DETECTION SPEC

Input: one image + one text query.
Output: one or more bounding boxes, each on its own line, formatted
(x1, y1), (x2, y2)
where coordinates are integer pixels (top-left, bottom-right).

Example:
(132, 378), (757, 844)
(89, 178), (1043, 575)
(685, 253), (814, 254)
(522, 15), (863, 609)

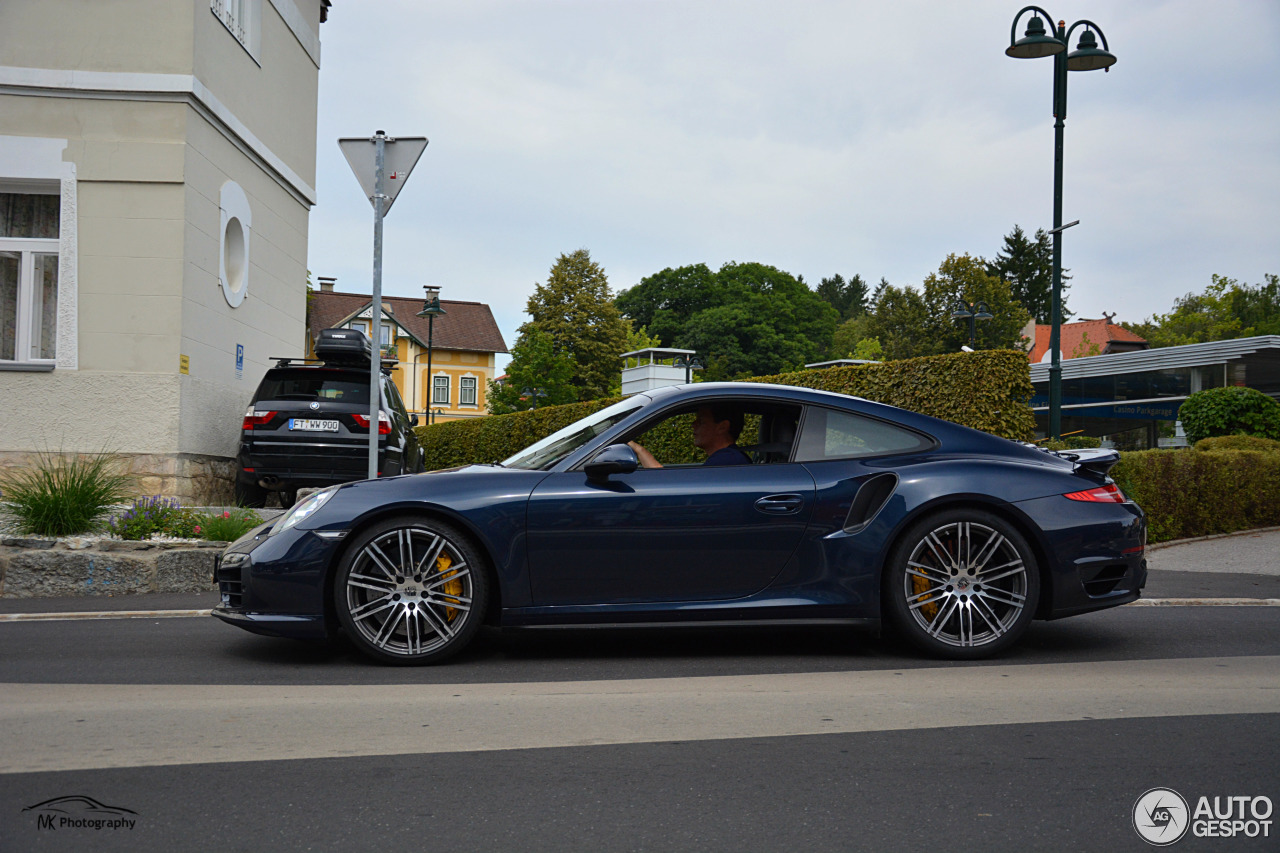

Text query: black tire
(333, 516), (488, 665)
(234, 479), (268, 509)
(277, 489), (298, 509)
(884, 509), (1040, 660)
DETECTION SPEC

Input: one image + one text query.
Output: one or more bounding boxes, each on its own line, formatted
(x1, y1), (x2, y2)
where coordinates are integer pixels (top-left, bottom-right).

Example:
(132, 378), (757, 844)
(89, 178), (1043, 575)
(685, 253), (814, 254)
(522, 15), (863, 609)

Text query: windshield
(502, 398), (643, 470)
(254, 369), (371, 406)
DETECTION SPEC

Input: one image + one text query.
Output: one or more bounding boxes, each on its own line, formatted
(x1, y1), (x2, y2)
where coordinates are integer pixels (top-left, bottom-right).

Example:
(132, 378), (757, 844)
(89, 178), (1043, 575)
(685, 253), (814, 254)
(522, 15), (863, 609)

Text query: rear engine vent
(1082, 563), (1131, 598)
(843, 473), (898, 533)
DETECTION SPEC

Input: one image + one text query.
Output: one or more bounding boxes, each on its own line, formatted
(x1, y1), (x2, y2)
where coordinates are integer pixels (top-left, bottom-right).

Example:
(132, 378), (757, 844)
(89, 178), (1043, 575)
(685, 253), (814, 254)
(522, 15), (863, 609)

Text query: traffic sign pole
(338, 131), (428, 480)
(367, 132), (387, 479)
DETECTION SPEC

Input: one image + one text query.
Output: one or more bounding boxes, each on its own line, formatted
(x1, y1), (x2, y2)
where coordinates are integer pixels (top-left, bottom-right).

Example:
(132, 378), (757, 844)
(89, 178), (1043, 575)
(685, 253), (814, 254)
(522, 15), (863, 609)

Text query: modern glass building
(1029, 336), (1280, 447)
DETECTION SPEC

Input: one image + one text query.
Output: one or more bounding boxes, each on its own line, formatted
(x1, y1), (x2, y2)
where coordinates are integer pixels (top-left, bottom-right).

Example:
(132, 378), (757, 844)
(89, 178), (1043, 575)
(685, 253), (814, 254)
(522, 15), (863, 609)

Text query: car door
(526, 460), (817, 606)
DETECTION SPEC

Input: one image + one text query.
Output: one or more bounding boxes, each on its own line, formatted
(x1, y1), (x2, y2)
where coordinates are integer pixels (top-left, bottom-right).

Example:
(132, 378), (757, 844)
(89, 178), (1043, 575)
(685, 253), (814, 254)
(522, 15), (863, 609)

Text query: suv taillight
(352, 412), (392, 435)
(1064, 483), (1126, 503)
(242, 408), (277, 429)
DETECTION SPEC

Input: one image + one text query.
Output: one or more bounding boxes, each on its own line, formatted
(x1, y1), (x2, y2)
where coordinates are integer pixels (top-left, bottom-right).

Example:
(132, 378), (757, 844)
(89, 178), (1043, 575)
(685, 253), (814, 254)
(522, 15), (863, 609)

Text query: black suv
(235, 329), (424, 507)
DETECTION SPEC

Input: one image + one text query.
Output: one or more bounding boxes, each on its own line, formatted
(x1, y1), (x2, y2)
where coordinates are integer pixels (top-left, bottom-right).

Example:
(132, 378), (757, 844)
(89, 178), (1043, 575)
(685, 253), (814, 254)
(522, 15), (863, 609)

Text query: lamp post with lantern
(1005, 6), (1115, 438)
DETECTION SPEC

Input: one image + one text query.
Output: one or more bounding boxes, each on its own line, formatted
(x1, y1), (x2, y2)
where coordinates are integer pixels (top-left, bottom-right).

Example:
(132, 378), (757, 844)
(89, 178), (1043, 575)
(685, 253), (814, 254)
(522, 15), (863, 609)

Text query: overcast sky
(307, 0), (1280, 361)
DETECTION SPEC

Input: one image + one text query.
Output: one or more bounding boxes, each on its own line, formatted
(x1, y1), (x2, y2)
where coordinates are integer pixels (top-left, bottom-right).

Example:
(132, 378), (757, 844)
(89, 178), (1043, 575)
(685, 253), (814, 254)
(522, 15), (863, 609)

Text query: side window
(795, 408), (932, 461)
(625, 401), (801, 467)
(382, 377), (408, 421)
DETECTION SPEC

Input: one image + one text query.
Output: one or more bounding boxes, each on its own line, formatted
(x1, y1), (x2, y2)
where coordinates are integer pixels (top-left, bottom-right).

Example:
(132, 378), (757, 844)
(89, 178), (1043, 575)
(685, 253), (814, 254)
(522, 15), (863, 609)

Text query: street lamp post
(417, 285), (446, 424)
(674, 355), (704, 384)
(951, 300), (994, 348)
(1006, 6), (1115, 439)
(521, 386), (547, 410)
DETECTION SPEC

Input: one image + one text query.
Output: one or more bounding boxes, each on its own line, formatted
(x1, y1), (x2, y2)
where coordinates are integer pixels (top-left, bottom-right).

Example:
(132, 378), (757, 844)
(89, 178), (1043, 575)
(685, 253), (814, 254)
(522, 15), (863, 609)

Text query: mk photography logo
(23, 796), (139, 832)
(1133, 788), (1190, 846)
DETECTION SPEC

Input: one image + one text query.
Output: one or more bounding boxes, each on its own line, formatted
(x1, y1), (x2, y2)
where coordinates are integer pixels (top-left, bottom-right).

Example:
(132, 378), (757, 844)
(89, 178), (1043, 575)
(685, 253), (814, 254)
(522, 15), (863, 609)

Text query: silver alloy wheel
(342, 525), (474, 658)
(902, 520), (1029, 648)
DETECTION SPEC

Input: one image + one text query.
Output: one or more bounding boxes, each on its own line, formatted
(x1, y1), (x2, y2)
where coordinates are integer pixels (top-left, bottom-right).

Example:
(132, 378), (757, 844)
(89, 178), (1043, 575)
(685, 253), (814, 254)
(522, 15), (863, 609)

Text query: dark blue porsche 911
(212, 382), (1146, 664)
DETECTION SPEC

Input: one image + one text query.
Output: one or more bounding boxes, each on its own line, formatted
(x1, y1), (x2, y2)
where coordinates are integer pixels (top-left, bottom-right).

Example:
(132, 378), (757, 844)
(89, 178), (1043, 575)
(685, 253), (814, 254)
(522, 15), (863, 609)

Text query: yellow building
(307, 285), (507, 422)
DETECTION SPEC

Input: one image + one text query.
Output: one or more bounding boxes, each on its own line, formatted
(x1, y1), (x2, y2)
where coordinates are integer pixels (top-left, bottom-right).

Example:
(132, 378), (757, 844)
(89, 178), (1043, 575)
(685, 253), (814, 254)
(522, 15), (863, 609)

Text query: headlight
(270, 486), (339, 535)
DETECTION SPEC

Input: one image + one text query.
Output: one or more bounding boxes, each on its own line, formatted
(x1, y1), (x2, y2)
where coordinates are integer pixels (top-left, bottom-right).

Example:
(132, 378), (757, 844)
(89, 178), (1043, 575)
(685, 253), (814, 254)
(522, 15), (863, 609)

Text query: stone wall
(0, 451), (235, 506)
(0, 539), (222, 598)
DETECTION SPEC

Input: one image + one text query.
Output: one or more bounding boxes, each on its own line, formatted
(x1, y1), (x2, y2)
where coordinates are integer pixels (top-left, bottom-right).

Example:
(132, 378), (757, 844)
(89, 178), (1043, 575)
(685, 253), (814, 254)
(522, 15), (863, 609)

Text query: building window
(432, 375), (450, 405)
(1, 192), (59, 363)
(219, 182), (251, 308)
(211, 0), (262, 59)
(460, 376), (477, 406)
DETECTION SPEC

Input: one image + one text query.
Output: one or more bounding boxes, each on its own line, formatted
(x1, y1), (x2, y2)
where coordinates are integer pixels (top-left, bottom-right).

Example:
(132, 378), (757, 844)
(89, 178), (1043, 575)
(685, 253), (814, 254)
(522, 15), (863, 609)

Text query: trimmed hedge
(416, 349), (1034, 470)
(1112, 445), (1280, 543)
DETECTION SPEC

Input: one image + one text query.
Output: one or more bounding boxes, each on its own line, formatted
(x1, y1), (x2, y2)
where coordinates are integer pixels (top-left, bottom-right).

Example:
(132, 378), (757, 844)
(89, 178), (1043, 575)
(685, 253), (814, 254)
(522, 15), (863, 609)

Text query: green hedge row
(1112, 441), (1280, 543)
(415, 349), (1034, 470)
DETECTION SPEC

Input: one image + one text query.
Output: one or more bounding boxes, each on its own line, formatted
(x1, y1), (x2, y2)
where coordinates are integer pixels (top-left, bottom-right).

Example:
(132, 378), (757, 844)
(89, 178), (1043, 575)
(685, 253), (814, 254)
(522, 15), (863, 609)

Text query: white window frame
(459, 374), (478, 407)
(211, 0), (263, 62)
(1, 237), (59, 366)
(0, 138), (78, 372)
(432, 373), (451, 406)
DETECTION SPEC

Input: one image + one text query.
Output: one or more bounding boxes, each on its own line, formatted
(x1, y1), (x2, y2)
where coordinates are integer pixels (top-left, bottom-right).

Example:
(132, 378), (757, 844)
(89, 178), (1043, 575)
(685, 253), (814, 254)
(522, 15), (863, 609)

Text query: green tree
(486, 328), (577, 414)
(852, 336), (884, 360)
(863, 255), (1031, 360)
(832, 314), (875, 359)
(523, 249), (631, 401)
(814, 273), (869, 321)
(1123, 274), (1280, 347)
(616, 261), (838, 380)
(986, 225), (1070, 323)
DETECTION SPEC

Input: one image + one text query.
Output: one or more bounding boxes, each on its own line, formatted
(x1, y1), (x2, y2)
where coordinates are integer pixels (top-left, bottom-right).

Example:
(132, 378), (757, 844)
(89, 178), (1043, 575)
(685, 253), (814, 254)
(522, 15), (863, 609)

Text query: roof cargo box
(315, 328), (372, 365)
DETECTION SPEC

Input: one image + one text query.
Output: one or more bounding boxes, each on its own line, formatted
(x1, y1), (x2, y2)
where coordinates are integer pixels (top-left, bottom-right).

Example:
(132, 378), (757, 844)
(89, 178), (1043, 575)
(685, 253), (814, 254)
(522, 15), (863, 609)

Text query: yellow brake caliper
(435, 554), (462, 622)
(912, 567), (939, 622)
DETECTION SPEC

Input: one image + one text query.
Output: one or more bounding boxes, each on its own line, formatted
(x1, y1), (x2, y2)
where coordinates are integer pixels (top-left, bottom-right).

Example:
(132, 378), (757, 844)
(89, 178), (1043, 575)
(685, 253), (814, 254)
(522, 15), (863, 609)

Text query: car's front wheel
(884, 509), (1040, 659)
(333, 516), (488, 665)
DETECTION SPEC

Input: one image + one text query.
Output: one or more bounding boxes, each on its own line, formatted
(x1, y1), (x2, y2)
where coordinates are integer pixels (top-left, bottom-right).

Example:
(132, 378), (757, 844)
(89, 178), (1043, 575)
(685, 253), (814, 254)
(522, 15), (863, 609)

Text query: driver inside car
(628, 405), (751, 468)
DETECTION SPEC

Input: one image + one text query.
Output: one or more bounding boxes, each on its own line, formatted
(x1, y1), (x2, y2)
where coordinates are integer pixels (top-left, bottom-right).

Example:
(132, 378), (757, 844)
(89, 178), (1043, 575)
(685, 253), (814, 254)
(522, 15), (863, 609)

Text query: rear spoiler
(1056, 447), (1120, 476)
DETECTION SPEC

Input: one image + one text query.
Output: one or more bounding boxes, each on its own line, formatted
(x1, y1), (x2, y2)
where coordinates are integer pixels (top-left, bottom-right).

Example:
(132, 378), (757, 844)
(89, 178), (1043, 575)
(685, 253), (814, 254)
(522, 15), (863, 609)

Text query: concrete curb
(1147, 525), (1280, 552)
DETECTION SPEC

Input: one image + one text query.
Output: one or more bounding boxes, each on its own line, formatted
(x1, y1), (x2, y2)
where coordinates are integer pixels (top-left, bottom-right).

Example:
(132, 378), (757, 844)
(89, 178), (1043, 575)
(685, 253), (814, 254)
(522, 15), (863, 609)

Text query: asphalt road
(1, 534), (1277, 852)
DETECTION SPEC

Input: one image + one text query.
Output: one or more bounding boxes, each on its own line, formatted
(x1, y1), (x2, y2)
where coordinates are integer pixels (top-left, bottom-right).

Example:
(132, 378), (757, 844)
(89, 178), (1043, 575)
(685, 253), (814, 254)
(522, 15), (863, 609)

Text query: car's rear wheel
(333, 516), (488, 665)
(234, 479), (268, 509)
(884, 509), (1040, 659)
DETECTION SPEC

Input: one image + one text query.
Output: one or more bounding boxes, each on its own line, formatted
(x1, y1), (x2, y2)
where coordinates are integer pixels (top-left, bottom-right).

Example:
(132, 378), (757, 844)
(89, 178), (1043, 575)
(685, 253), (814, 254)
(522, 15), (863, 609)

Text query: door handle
(755, 494), (804, 514)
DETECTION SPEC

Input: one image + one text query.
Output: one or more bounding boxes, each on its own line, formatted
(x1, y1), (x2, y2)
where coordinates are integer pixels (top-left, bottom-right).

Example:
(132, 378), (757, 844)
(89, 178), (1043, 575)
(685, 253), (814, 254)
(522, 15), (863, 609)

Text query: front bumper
(211, 525), (338, 640)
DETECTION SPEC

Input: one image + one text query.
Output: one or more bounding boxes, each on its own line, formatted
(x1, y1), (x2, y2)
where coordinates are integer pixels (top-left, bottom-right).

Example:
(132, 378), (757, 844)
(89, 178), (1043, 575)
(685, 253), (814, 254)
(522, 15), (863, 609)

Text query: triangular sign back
(338, 135), (428, 215)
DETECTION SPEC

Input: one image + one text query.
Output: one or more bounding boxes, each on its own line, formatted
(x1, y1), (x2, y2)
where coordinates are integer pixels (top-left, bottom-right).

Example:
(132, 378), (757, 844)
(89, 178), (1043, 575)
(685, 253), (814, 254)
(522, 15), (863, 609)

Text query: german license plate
(289, 418), (339, 431)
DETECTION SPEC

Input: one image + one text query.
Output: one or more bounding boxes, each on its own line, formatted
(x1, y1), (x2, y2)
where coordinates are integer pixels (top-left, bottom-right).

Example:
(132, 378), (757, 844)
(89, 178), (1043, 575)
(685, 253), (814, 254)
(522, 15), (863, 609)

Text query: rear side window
(253, 370), (370, 405)
(795, 407), (932, 461)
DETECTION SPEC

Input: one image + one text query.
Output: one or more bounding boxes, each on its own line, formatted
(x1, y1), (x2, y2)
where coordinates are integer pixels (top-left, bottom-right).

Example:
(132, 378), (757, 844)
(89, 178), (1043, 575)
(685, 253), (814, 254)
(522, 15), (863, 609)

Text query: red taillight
(352, 412), (392, 435)
(242, 408), (277, 429)
(1064, 483), (1126, 503)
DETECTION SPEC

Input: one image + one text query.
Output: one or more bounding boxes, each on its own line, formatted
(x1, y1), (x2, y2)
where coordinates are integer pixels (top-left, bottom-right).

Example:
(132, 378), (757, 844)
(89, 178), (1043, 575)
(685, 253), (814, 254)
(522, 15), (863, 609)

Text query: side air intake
(843, 473), (898, 533)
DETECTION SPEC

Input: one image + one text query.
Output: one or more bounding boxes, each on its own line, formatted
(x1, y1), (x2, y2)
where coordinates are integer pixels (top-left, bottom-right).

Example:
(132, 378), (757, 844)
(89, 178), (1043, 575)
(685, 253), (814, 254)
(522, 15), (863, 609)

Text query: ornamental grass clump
(0, 450), (134, 537)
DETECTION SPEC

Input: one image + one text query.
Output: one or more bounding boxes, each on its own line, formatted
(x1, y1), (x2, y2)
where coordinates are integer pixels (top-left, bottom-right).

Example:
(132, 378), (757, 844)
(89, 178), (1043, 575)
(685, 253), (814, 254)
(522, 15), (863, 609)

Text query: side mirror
(584, 443), (639, 482)
(409, 413), (420, 427)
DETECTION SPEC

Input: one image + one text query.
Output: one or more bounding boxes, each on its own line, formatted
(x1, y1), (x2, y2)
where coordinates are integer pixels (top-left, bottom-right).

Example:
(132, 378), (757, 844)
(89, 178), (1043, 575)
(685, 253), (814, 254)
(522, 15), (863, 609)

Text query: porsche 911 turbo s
(212, 382), (1146, 664)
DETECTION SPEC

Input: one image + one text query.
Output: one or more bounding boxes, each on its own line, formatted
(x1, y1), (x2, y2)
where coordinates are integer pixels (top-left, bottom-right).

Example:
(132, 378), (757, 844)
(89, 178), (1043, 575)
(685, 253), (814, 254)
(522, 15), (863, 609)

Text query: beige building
(0, 0), (329, 501)
(307, 285), (508, 422)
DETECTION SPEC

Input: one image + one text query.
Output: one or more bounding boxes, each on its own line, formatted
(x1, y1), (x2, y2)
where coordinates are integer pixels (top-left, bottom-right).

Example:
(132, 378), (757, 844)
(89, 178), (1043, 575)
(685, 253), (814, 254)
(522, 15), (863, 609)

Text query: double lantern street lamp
(416, 285), (446, 424)
(1006, 7), (1115, 439)
(674, 354), (704, 384)
(951, 300), (994, 349)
